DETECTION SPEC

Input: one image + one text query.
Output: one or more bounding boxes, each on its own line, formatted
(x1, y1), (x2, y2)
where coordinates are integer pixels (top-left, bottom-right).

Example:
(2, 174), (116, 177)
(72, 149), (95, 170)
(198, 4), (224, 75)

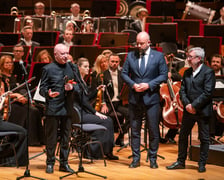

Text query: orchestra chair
(70, 106), (107, 166)
(0, 131), (18, 167)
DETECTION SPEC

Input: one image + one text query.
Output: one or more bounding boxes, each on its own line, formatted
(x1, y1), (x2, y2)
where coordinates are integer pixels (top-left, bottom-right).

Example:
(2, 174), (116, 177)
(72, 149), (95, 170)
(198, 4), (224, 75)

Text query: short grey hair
(188, 47), (205, 62)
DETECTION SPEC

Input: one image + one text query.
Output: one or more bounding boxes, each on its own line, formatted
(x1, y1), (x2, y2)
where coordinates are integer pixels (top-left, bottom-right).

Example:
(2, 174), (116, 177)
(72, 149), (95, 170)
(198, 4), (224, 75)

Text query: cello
(160, 55), (183, 129)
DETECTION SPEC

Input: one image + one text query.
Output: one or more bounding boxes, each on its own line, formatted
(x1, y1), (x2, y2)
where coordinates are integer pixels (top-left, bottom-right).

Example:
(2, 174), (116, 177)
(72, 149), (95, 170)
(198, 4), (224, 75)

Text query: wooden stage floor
(0, 125), (223, 180)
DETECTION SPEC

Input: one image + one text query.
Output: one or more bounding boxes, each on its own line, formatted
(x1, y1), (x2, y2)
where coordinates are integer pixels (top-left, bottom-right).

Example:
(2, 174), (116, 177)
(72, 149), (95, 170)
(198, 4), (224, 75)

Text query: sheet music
(215, 81), (224, 89)
(33, 80), (45, 102)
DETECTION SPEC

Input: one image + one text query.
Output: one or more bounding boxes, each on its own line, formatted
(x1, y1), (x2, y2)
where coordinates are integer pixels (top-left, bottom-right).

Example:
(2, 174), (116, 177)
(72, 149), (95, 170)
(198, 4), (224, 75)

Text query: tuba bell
(80, 13), (94, 33)
(11, 6), (19, 16)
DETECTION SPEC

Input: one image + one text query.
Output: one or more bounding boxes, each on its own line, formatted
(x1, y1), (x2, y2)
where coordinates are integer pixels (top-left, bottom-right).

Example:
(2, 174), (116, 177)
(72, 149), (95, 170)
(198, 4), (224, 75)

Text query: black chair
(0, 131), (18, 167)
(70, 106), (107, 166)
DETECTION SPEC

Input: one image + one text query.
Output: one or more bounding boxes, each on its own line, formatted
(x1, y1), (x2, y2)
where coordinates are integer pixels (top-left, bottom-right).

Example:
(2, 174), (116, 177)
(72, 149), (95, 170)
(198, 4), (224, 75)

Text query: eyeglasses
(187, 55), (198, 60)
(13, 50), (23, 53)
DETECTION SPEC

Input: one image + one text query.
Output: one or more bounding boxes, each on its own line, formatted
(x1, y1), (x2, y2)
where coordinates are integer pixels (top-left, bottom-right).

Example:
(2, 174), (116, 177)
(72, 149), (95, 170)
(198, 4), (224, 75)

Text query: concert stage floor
(0, 125), (223, 180)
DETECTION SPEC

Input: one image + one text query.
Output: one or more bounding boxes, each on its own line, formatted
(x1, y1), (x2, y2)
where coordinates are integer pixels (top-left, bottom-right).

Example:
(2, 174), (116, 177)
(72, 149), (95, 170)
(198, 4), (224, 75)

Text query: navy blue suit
(121, 48), (168, 162)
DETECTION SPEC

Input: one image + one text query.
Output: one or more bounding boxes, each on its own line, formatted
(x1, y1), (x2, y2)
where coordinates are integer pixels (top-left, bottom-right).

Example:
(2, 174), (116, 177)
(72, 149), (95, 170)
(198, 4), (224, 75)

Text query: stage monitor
(188, 36), (222, 61)
(32, 31), (59, 46)
(97, 32), (129, 47)
(203, 24), (224, 45)
(91, 0), (118, 17)
(149, 0), (177, 17)
(146, 23), (177, 46)
(73, 33), (97, 45)
(0, 33), (20, 45)
(69, 45), (99, 68)
(174, 19), (202, 47)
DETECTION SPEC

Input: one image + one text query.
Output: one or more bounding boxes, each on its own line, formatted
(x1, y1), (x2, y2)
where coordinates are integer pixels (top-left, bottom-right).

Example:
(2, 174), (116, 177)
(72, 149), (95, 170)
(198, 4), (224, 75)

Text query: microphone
(19, 60), (28, 76)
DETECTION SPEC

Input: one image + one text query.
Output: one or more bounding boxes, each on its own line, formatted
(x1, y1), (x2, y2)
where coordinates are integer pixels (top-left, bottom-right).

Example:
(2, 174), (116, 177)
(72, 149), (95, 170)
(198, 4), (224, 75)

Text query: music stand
(72, 33), (97, 45)
(91, 0), (118, 17)
(0, 33), (20, 45)
(203, 24), (224, 45)
(97, 32), (129, 47)
(188, 36), (222, 61)
(32, 31), (59, 46)
(0, 14), (18, 32)
(149, 0), (177, 17)
(145, 23), (177, 46)
(98, 18), (119, 32)
(174, 19), (202, 48)
(69, 45), (99, 68)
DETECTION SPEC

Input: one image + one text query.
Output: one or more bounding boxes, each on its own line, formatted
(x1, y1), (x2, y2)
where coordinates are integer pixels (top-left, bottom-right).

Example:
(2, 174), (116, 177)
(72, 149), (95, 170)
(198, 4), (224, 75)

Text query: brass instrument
(10, 6), (19, 16)
(80, 11), (94, 33)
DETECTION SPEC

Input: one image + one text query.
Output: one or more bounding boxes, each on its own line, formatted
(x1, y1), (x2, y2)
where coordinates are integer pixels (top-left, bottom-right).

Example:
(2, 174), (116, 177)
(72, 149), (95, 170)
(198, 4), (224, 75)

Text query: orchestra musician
(0, 55), (43, 146)
(73, 57), (119, 160)
(121, 31), (168, 169)
(167, 47), (216, 173)
(100, 53), (129, 147)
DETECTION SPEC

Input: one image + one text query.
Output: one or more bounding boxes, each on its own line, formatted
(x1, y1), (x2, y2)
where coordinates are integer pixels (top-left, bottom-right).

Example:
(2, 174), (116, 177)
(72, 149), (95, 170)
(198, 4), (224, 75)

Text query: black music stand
(0, 33), (20, 45)
(145, 16), (174, 23)
(203, 24), (224, 45)
(16, 63), (45, 180)
(0, 14), (18, 32)
(97, 32), (129, 47)
(72, 33), (97, 45)
(146, 23), (177, 46)
(91, 0), (118, 17)
(69, 45), (99, 68)
(174, 19), (202, 48)
(188, 36), (222, 61)
(32, 31), (59, 46)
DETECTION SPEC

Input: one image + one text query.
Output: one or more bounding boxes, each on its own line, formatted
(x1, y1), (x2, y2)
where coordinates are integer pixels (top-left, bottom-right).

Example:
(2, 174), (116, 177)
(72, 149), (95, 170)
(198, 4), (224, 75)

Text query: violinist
(73, 57), (119, 160)
(0, 76), (28, 166)
(0, 55), (43, 146)
(100, 53), (129, 147)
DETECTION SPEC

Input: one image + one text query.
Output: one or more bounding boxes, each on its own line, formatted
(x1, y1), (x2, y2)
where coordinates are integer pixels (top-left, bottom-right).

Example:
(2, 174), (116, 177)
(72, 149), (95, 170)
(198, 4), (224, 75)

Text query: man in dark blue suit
(121, 31), (168, 168)
(166, 47), (216, 173)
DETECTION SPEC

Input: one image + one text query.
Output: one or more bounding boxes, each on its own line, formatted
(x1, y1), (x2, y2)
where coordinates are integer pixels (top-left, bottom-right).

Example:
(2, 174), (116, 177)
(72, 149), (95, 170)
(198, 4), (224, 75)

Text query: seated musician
(99, 53), (129, 147)
(209, 54), (224, 141)
(72, 57), (119, 160)
(212, 6), (224, 24)
(0, 75), (28, 166)
(0, 55), (43, 146)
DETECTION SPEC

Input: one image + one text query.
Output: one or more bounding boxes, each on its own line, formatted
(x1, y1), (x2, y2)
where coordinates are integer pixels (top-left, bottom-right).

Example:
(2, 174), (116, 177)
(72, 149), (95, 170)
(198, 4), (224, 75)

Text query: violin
(95, 73), (104, 112)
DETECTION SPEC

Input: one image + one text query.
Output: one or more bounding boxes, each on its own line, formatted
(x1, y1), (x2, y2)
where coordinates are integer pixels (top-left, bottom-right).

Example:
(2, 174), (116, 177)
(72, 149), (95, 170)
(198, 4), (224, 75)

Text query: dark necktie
(140, 53), (145, 75)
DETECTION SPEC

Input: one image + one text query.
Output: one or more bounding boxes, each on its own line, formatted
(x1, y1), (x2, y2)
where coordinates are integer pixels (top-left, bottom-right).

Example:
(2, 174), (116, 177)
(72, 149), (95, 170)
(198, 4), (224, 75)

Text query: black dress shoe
(106, 153), (119, 160)
(166, 161), (185, 170)
(159, 137), (168, 144)
(129, 160), (140, 168)
(150, 161), (158, 169)
(115, 136), (125, 147)
(59, 164), (75, 173)
(198, 165), (206, 173)
(46, 164), (54, 174)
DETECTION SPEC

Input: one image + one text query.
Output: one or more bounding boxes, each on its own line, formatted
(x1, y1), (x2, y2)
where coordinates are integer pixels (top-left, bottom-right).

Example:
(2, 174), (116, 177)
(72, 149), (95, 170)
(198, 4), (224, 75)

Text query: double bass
(160, 55), (183, 129)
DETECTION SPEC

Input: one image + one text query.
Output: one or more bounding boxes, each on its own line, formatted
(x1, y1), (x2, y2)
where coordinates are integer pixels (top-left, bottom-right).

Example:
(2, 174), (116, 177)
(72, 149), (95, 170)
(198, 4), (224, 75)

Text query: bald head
(136, 32), (151, 53)
(54, 44), (69, 64)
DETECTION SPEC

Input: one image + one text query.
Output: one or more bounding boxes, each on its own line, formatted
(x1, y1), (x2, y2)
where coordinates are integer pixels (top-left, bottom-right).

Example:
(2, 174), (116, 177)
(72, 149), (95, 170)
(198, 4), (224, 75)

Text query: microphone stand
(60, 62), (106, 179)
(17, 64), (45, 180)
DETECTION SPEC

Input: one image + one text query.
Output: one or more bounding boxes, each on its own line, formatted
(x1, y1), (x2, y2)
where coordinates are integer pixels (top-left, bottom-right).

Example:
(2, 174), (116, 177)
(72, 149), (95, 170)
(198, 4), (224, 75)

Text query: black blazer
(180, 64), (216, 117)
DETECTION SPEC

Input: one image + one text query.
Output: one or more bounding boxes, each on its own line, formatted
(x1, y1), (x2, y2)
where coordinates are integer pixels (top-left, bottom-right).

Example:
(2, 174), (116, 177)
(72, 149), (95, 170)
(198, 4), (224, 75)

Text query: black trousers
(177, 112), (210, 165)
(45, 116), (71, 165)
(0, 120), (28, 166)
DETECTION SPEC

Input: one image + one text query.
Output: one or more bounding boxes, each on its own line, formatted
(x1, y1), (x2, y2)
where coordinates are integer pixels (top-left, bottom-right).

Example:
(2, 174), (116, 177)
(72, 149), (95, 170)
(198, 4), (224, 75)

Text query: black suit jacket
(180, 64), (216, 117)
(102, 69), (124, 102)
